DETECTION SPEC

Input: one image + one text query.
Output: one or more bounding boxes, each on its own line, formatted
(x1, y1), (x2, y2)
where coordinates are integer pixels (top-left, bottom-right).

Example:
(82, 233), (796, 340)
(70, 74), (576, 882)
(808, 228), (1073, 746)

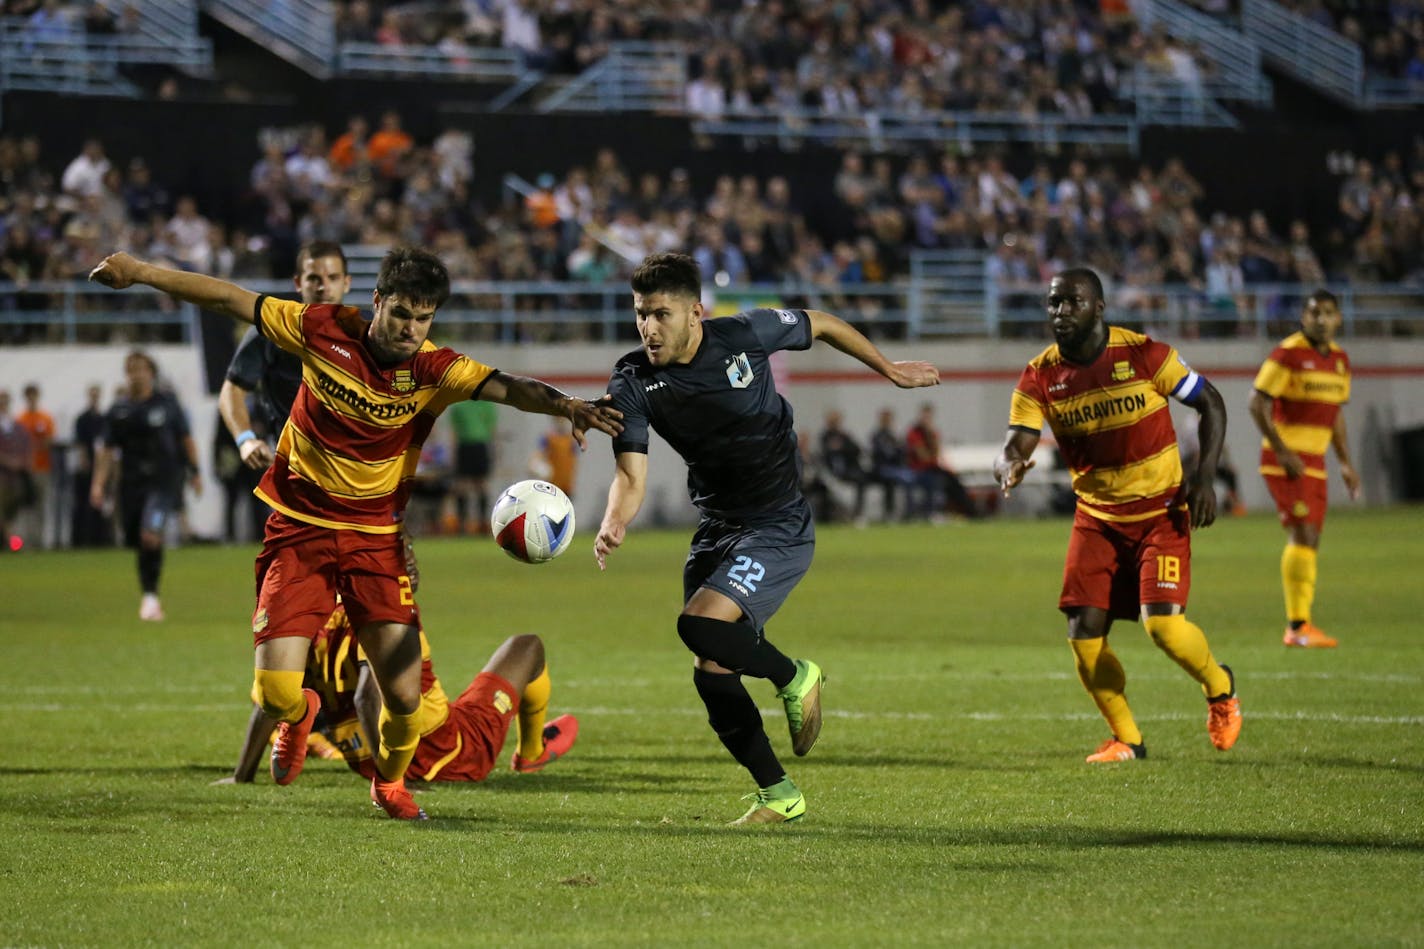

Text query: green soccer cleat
(777, 658), (824, 756)
(730, 785), (807, 826)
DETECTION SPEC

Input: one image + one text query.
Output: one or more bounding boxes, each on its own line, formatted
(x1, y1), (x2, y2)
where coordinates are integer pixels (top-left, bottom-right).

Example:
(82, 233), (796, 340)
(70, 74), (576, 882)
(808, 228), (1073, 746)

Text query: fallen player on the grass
(214, 602), (576, 787)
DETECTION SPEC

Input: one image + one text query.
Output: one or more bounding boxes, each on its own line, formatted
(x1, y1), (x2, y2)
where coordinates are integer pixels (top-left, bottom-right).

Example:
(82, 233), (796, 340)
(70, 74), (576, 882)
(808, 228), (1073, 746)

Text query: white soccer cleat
(138, 594), (165, 622)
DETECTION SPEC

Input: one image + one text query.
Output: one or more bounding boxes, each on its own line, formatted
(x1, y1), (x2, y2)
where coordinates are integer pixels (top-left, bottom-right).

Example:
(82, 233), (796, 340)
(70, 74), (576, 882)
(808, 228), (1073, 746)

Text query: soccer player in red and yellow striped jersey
(91, 247), (620, 819)
(1248, 290), (1359, 649)
(216, 604), (577, 786)
(994, 269), (1241, 762)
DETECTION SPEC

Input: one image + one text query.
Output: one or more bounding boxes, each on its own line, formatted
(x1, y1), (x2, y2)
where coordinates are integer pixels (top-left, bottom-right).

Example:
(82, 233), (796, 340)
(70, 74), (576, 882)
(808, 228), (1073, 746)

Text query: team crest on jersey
(1292, 500), (1311, 519)
(1111, 360), (1134, 382)
(492, 690), (513, 714)
(726, 352), (754, 389)
(775, 308), (799, 324)
(392, 369), (416, 393)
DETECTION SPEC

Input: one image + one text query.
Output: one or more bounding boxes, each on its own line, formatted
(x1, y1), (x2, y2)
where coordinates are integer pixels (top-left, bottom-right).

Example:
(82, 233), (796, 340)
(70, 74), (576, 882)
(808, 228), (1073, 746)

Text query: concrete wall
(4, 337), (1421, 540)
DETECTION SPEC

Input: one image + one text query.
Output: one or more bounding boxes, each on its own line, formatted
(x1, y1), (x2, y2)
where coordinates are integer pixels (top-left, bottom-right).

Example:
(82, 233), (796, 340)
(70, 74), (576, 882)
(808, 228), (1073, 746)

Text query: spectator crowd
(5, 116), (1424, 344)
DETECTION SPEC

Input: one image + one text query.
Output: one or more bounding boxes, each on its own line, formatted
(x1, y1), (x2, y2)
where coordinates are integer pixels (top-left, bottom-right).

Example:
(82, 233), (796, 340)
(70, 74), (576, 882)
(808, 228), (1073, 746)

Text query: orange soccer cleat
(1085, 737), (1147, 763)
(370, 775), (428, 820)
(511, 714), (579, 773)
(270, 688), (320, 786)
(1207, 664), (1242, 751)
(1283, 623), (1338, 648)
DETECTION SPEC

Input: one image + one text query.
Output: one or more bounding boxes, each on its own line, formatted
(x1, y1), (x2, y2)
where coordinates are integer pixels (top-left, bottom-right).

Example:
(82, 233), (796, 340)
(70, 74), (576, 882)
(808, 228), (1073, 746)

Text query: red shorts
(251, 512), (418, 645)
(1059, 507), (1192, 621)
(1263, 473), (1328, 530)
(409, 672), (520, 783)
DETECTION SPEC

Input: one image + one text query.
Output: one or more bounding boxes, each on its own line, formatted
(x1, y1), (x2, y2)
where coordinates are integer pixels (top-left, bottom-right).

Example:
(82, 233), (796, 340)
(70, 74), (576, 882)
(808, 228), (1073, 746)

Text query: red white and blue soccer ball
(491, 479), (576, 564)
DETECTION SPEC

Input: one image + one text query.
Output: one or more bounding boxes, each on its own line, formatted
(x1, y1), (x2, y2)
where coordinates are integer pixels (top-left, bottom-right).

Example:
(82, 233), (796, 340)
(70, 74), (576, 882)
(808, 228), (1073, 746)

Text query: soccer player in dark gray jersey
(606, 305), (809, 519)
(596, 252), (940, 825)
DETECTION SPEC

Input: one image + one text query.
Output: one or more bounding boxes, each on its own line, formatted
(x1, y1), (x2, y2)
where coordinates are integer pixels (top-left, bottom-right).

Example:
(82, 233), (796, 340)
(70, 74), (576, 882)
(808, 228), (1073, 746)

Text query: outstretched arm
(476, 372), (623, 448)
(807, 310), (940, 388)
(1184, 379), (1227, 529)
(994, 427), (1041, 498)
(1331, 409), (1361, 500)
(89, 252), (259, 325)
(595, 450), (648, 571)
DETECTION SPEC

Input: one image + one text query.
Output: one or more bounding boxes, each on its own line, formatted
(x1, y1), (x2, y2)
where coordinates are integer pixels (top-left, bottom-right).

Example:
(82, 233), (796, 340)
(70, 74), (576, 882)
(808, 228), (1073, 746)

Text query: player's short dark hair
(296, 240), (348, 276)
(376, 245), (450, 309)
(1055, 267), (1104, 302)
(125, 349), (158, 376)
(631, 252), (701, 300)
(1306, 288), (1339, 308)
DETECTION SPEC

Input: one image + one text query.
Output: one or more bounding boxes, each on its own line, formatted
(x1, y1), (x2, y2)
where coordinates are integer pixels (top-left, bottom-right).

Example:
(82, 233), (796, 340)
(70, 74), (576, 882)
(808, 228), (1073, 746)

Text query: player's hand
(887, 361), (940, 389)
(239, 438), (275, 470)
(88, 484), (106, 511)
(88, 252), (142, 290)
(567, 394), (624, 449)
(1185, 475), (1218, 530)
(1278, 448), (1306, 480)
(594, 520), (625, 571)
(1340, 461), (1361, 500)
(189, 472), (203, 497)
(993, 457), (1035, 497)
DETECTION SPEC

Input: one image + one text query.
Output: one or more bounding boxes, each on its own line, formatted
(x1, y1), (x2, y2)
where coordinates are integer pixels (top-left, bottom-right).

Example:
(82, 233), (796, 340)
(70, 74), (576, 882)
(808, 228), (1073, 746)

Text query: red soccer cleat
(270, 688), (320, 786)
(510, 714), (579, 773)
(370, 775), (428, 820)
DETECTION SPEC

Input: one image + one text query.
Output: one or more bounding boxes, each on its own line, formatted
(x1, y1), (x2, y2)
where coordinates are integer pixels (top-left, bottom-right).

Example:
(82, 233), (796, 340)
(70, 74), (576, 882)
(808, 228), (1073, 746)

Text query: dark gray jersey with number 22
(607, 308), (813, 520)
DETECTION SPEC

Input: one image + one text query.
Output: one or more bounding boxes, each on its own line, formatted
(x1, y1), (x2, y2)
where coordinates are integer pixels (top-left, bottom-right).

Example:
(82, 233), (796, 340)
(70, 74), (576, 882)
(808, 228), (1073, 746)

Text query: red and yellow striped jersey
(253, 296), (496, 532)
(309, 606), (450, 767)
(1252, 332), (1350, 480)
(1009, 326), (1202, 522)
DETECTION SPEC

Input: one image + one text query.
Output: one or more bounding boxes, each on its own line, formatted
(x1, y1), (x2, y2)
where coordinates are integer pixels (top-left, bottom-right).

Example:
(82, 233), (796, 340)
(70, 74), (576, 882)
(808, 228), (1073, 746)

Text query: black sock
(138, 547), (163, 595)
(1290, 620), (1306, 631)
(693, 668), (784, 788)
(677, 615), (796, 687)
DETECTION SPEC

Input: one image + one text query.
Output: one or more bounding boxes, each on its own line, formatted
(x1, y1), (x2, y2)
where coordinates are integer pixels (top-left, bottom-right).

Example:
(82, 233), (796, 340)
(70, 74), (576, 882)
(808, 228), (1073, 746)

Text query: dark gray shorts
(683, 498), (816, 629)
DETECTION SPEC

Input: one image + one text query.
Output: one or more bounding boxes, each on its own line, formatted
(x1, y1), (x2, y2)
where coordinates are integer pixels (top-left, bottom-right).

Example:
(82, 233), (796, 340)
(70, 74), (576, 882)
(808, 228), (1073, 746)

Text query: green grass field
(2, 508), (1422, 947)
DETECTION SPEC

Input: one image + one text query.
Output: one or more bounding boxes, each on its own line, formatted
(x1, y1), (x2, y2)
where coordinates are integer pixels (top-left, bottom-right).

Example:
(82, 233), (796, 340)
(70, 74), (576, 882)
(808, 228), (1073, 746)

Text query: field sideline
(1, 508), (1421, 947)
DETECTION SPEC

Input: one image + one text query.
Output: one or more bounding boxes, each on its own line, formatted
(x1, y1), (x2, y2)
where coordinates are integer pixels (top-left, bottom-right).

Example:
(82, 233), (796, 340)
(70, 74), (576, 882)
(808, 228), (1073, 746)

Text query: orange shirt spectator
(16, 384), (54, 475)
(328, 115), (370, 174)
(535, 424), (578, 498)
(367, 111), (413, 179)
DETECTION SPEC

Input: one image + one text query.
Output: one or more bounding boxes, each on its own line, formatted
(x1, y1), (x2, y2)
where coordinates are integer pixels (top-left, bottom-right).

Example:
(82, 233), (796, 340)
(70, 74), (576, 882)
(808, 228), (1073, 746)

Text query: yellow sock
(1069, 637), (1142, 746)
(252, 669), (307, 722)
(375, 707), (422, 782)
(517, 665), (551, 760)
(1281, 543), (1317, 625)
(1143, 613), (1231, 698)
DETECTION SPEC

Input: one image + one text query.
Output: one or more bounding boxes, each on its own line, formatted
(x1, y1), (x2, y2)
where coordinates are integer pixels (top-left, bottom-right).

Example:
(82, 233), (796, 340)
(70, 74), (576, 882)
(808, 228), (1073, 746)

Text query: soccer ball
(490, 479), (576, 564)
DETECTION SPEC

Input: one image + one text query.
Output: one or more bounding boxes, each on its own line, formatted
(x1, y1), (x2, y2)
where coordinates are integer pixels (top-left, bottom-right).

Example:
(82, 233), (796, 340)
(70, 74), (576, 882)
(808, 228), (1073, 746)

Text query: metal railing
(1241, 0), (1363, 106)
(690, 107), (1141, 154)
(538, 42), (686, 112)
(1130, 0), (1273, 105)
(1364, 77), (1424, 109)
(0, 18), (211, 101)
(199, 0), (335, 79)
(1122, 70), (1241, 127)
(338, 42), (532, 82)
(6, 275), (1420, 343)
